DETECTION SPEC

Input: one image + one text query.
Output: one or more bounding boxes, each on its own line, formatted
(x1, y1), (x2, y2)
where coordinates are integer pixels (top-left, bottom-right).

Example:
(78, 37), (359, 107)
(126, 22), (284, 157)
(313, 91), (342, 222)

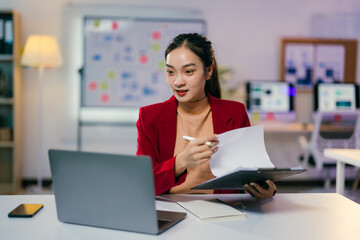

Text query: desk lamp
(21, 35), (62, 193)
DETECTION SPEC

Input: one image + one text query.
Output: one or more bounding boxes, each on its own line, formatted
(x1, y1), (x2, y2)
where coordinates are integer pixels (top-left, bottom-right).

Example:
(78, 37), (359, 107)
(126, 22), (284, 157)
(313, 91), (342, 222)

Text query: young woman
(136, 33), (277, 199)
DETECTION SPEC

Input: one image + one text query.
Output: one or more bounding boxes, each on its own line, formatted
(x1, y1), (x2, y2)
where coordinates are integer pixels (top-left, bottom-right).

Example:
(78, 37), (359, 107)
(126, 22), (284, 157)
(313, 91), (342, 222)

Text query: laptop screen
(49, 149), (185, 235)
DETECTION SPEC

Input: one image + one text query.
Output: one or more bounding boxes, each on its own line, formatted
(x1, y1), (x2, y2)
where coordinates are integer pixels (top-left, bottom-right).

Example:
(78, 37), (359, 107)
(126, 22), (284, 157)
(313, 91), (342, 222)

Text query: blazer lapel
(209, 95), (234, 134)
(158, 96), (178, 161)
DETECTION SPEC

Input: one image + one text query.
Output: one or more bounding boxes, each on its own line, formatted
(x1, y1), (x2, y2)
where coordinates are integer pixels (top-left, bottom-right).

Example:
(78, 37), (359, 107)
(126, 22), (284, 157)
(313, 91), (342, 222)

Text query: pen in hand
(182, 136), (216, 147)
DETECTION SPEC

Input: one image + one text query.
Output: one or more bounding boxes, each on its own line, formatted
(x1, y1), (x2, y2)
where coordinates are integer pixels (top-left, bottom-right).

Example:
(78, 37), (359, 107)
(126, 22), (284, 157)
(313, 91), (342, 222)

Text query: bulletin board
(82, 16), (206, 107)
(279, 38), (358, 88)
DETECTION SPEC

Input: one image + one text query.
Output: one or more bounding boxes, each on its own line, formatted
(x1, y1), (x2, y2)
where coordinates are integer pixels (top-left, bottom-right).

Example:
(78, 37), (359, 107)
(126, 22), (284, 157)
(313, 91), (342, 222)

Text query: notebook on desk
(48, 149), (186, 235)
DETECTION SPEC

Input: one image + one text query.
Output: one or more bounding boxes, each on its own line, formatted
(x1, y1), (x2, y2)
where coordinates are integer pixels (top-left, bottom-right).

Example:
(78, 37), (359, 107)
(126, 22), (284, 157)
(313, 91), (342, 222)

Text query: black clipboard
(191, 168), (306, 190)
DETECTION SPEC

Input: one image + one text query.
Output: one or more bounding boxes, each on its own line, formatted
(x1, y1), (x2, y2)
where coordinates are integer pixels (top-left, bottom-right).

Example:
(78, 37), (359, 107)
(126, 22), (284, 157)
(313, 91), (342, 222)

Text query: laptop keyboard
(158, 219), (171, 228)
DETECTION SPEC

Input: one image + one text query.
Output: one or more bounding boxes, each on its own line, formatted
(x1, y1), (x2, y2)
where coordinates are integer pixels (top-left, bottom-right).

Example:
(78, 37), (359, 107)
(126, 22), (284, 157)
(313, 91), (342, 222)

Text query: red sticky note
(89, 82), (97, 91)
(139, 54), (148, 64)
(152, 31), (161, 40)
(101, 94), (110, 103)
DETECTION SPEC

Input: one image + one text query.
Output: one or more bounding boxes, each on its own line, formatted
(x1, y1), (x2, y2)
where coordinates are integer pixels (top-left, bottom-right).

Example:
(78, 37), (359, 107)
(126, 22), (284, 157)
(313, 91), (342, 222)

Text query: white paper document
(210, 125), (274, 177)
(177, 199), (246, 221)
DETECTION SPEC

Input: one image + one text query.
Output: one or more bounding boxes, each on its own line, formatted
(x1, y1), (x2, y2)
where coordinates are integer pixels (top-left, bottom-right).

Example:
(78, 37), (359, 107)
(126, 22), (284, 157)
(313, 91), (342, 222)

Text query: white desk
(324, 149), (360, 195)
(1, 193), (360, 240)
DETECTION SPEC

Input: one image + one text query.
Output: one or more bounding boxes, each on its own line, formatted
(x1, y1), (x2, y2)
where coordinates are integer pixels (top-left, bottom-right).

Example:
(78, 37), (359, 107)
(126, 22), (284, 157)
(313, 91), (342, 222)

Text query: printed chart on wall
(82, 17), (205, 107)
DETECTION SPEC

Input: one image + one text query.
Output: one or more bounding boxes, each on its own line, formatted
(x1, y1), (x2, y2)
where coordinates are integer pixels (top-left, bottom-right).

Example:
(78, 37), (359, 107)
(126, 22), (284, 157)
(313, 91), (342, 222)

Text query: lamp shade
(21, 35), (62, 68)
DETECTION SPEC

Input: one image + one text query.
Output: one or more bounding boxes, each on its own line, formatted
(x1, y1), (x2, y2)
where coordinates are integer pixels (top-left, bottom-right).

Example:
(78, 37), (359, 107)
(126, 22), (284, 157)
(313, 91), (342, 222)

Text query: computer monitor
(314, 83), (360, 112)
(246, 81), (295, 113)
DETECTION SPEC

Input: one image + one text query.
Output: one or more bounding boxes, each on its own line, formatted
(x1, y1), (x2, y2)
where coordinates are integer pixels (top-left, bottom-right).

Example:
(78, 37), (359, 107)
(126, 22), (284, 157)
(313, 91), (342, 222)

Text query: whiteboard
(82, 17), (206, 107)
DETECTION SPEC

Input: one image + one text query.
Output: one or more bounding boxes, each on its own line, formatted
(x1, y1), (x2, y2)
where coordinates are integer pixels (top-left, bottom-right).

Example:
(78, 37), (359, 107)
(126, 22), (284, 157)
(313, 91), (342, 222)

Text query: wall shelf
(0, 141), (14, 148)
(0, 55), (13, 62)
(0, 10), (22, 194)
(0, 98), (14, 104)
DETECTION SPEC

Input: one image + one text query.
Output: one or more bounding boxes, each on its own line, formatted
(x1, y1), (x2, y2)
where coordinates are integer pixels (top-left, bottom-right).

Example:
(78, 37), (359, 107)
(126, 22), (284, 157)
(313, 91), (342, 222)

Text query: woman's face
(166, 46), (212, 103)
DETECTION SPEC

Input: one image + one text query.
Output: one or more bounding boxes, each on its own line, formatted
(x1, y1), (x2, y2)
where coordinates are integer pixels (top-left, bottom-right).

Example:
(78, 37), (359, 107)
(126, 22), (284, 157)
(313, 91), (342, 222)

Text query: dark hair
(165, 33), (221, 98)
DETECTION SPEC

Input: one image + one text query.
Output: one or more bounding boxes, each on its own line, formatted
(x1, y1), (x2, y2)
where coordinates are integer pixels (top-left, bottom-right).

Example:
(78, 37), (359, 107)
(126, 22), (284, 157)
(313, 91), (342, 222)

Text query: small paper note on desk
(177, 199), (246, 220)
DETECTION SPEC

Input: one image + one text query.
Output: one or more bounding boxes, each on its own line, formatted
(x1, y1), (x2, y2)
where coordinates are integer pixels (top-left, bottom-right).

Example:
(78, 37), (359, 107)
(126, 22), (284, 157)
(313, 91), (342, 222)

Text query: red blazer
(136, 95), (251, 195)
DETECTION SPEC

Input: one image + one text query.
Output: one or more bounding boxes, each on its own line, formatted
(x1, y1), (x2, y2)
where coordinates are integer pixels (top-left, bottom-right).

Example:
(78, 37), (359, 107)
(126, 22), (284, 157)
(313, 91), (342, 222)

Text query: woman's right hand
(175, 134), (218, 176)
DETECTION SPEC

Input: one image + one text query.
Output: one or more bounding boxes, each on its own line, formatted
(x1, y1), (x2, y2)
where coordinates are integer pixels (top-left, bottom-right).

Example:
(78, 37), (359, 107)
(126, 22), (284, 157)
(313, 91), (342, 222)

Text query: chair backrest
(309, 111), (360, 169)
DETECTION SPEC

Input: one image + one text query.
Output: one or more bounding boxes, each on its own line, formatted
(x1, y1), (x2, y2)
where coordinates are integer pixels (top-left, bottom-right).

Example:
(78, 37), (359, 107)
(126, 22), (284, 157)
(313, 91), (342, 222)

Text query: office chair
(299, 111), (360, 190)
(352, 124), (360, 191)
(352, 170), (360, 191)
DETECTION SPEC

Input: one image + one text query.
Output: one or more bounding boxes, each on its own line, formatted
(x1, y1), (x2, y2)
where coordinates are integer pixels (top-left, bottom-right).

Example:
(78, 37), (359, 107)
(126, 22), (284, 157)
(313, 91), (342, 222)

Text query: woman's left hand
(244, 180), (277, 200)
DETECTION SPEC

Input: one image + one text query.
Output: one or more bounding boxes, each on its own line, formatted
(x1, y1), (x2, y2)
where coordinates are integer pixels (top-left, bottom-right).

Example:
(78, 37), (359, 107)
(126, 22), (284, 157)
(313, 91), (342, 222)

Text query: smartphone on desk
(8, 204), (44, 218)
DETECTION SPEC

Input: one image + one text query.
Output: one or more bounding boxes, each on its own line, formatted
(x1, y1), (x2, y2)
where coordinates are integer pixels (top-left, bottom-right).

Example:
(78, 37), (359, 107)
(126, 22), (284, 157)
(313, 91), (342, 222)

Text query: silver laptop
(48, 149), (186, 235)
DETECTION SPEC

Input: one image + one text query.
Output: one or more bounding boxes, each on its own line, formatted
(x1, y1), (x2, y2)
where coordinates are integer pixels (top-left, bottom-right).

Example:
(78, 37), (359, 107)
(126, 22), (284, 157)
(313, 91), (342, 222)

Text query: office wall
(1, 0), (360, 180)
